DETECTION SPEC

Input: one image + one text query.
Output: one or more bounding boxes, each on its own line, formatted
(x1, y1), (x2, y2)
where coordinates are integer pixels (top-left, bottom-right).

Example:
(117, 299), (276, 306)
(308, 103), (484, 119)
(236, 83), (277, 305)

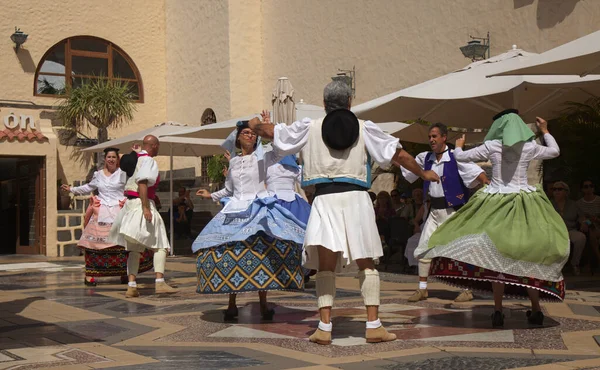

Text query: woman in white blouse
(193, 121), (306, 321)
(415, 111), (569, 328)
(62, 148), (154, 286)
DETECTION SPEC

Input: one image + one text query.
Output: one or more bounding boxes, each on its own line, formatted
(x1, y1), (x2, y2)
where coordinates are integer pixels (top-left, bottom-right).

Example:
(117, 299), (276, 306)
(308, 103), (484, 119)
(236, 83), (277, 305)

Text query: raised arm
(400, 153), (426, 184)
(248, 111), (275, 140)
(532, 118), (560, 160)
(65, 172), (99, 195)
(454, 134), (491, 163)
(272, 118), (311, 156)
(363, 121), (438, 183)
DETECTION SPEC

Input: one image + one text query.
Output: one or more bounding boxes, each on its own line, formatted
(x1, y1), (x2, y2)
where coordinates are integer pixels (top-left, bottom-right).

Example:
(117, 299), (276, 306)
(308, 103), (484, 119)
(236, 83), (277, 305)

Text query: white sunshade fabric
(489, 31), (600, 77)
(352, 48), (600, 128)
(81, 122), (223, 156)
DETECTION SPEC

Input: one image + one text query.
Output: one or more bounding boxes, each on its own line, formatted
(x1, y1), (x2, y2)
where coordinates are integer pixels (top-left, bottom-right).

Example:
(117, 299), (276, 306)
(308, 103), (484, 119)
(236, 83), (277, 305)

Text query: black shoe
(223, 308), (238, 322)
(491, 310), (504, 328)
(526, 310), (544, 326)
(261, 308), (275, 321)
(84, 277), (97, 287)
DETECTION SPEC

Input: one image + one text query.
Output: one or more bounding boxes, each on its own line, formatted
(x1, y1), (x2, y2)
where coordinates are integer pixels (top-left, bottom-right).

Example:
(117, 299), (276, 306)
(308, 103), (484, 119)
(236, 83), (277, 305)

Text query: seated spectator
(545, 180), (555, 200)
(552, 181), (587, 275)
(398, 192), (414, 221)
(368, 191), (377, 206)
(375, 191), (396, 246)
(172, 187), (194, 239)
(577, 179), (600, 266)
(391, 189), (405, 214)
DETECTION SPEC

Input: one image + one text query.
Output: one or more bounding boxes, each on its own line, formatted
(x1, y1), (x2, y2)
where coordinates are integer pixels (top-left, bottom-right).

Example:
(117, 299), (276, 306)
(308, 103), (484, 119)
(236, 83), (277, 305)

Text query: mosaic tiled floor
(2, 256), (600, 369)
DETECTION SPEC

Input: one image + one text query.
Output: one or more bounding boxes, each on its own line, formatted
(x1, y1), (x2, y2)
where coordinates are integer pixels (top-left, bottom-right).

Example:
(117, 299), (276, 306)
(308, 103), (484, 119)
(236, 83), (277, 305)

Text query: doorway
(0, 156), (46, 255)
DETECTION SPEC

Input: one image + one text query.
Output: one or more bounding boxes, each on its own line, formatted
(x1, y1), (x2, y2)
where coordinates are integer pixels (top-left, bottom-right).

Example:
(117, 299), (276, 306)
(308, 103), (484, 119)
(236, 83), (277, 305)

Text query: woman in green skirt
(415, 110), (569, 328)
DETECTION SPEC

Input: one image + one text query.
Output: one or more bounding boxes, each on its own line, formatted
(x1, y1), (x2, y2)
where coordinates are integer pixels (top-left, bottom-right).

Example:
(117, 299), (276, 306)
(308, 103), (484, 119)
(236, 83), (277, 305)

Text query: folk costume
(415, 111), (569, 301)
(193, 124), (306, 297)
(271, 109), (401, 344)
(109, 150), (173, 297)
(401, 143), (484, 302)
(70, 168), (153, 281)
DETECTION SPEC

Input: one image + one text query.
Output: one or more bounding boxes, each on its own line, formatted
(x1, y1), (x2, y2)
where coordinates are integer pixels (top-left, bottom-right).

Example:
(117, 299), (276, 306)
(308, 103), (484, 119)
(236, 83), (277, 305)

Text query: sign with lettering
(3, 113), (37, 131)
(0, 112), (47, 142)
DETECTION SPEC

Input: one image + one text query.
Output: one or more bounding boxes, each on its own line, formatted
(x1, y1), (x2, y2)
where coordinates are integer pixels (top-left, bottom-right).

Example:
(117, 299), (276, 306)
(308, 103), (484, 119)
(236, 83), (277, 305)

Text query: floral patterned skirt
(84, 247), (154, 277)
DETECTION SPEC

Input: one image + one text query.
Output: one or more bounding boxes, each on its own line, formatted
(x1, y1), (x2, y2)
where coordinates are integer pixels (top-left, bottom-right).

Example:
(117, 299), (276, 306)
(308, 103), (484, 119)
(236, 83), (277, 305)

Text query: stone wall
(56, 180), (89, 257)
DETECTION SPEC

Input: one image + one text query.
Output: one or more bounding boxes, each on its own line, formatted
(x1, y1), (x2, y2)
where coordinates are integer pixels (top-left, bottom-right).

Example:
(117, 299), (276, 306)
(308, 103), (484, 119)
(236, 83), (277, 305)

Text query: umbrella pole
(169, 144), (175, 257)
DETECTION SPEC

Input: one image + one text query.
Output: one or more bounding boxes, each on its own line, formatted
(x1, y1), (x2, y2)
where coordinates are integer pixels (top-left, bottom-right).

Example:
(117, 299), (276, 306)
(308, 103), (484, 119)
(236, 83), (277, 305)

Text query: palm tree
(57, 77), (136, 167)
(544, 95), (600, 197)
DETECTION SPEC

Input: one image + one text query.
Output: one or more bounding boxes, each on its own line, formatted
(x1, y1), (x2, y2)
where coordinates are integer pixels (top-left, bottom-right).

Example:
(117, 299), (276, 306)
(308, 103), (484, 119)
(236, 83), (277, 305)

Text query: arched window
(200, 108), (217, 184)
(34, 36), (143, 102)
(201, 108), (217, 126)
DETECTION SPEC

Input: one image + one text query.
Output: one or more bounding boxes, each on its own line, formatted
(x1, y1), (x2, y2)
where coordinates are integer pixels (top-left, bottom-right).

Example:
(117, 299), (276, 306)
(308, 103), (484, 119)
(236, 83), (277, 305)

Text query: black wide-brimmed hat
(119, 151), (138, 177)
(321, 108), (360, 150)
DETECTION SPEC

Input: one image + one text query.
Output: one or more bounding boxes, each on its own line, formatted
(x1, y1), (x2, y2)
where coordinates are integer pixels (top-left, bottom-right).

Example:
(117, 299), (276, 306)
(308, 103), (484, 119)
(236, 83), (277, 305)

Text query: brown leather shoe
(407, 289), (428, 302)
(155, 281), (177, 294)
(366, 325), (397, 343)
(454, 290), (473, 302)
(309, 328), (332, 345)
(125, 287), (139, 298)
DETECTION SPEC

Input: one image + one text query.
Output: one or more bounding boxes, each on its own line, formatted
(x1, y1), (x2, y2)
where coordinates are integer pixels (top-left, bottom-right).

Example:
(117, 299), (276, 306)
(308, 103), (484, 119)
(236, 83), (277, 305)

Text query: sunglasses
(583, 184), (594, 189)
(240, 131), (257, 138)
(552, 188), (566, 192)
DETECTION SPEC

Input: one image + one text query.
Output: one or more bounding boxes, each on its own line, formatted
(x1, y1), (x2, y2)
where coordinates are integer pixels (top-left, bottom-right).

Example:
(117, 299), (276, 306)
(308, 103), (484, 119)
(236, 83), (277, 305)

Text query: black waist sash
(314, 182), (368, 197)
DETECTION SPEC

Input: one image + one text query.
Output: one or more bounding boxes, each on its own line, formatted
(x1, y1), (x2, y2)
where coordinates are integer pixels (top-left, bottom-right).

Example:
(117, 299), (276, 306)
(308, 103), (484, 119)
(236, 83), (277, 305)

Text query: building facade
(1, 0), (599, 256)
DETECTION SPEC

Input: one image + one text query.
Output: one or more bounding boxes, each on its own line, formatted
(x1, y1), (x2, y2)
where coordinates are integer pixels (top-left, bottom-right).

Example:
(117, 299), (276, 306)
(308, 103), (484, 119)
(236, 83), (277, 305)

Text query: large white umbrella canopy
(378, 122), (487, 145)
(353, 47), (600, 128)
(272, 77), (295, 125)
(175, 102), (326, 140)
(490, 31), (600, 77)
(82, 122), (224, 255)
(81, 122), (223, 156)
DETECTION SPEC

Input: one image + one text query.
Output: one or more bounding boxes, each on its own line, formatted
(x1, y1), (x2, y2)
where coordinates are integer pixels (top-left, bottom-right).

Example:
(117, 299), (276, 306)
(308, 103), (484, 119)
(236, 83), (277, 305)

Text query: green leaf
(206, 155), (228, 183)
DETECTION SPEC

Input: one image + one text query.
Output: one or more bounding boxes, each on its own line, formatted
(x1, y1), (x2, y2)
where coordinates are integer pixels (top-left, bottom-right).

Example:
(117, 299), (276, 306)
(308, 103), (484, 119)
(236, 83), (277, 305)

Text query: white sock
(419, 281), (428, 290)
(155, 278), (165, 283)
(366, 318), (381, 329)
(128, 281), (137, 288)
(318, 321), (333, 332)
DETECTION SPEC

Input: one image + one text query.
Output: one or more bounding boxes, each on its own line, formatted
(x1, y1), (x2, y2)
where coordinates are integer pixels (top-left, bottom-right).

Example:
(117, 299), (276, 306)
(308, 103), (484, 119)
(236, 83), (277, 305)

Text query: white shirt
(135, 151), (159, 186)
(211, 150), (283, 202)
(273, 118), (402, 167)
(401, 147), (484, 198)
(70, 168), (127, 207)
(266, 161), (302, 202)
(454, 133), (559, 194)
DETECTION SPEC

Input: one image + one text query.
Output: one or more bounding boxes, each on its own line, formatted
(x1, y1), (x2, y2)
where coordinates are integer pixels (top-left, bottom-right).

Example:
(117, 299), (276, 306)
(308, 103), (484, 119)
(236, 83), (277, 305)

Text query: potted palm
(57, 77), (136, 168)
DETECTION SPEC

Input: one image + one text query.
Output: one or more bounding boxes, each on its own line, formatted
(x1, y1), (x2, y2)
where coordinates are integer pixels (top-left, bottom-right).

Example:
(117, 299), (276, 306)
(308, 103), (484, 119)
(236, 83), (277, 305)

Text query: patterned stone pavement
(2, 256), (600, 369)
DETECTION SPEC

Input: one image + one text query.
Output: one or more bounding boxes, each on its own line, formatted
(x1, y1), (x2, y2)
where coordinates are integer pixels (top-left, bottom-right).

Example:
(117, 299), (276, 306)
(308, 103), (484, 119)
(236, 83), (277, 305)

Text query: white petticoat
(109, 198), (169, 253)
(303, 191), (382, 272)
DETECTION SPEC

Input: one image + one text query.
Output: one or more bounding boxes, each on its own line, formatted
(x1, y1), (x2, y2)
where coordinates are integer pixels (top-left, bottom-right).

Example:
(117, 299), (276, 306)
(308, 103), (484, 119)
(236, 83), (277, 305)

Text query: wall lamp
(11, 27), (28, 52)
